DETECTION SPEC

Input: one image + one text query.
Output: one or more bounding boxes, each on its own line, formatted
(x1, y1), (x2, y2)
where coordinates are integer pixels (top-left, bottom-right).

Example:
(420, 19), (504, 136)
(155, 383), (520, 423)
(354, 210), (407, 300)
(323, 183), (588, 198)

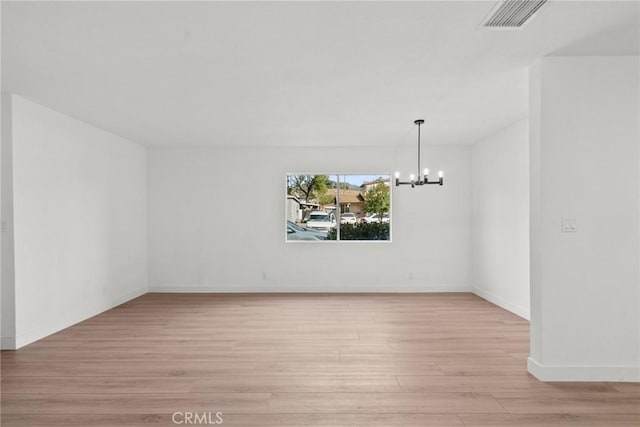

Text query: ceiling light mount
(395, 119), (443, 188)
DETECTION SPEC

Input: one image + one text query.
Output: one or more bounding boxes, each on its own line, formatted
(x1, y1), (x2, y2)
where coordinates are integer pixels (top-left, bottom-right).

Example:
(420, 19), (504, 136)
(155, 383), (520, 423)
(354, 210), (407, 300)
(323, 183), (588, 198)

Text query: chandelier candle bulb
(424, 168), (429, 177)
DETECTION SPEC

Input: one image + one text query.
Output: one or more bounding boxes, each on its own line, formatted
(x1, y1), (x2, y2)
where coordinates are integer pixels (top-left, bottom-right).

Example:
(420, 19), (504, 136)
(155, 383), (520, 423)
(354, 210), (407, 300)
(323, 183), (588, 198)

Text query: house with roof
(326, 189), (366, 219)
(360, 178), (390, 193)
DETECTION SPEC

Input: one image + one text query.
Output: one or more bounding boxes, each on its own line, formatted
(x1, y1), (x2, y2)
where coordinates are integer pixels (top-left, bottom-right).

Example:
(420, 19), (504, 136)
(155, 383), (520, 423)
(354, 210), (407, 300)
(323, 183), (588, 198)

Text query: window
(285, 174), (391, 242)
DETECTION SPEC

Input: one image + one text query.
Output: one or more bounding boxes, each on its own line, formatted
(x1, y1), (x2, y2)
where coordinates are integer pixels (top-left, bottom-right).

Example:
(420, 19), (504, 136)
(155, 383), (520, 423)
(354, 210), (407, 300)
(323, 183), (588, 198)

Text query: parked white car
(340, 213), (357, 224)
(305, 211), (337, 231)
(362, 213), (390, 224)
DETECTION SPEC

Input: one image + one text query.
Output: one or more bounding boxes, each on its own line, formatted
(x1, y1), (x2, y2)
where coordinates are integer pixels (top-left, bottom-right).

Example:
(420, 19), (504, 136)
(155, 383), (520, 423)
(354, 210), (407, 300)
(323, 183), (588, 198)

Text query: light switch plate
(561, 217), (577, 232)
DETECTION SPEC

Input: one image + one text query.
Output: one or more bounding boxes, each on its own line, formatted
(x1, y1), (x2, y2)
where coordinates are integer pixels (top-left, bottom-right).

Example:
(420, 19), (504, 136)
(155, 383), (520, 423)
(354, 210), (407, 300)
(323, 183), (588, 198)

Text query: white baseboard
(1, 336), (16, 350)
(528, 357), (640, 382)
(473, 287), (530, 320)
(149, 284), (472, 293)
(13, 287), (147, 349)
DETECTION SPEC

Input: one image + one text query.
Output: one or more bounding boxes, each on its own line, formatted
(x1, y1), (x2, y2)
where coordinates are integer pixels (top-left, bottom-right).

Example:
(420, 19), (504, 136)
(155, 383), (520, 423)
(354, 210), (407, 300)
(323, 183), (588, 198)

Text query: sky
(286, 174), (391, 190)
(338, 175), (390, 187)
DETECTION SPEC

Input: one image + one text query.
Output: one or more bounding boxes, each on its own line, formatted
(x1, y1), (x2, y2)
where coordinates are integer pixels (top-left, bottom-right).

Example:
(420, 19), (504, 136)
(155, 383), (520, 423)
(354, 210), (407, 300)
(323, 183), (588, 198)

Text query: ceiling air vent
(482, 0), (547, 29)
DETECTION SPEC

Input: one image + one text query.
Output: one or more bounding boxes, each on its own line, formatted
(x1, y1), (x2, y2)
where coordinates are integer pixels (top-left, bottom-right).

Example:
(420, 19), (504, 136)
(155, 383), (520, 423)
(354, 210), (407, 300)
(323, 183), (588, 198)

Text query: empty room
(1, 1), (639, 426)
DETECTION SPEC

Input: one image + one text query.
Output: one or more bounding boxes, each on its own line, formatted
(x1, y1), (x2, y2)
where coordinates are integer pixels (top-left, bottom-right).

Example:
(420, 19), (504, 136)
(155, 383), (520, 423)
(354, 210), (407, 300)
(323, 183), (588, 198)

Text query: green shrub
(327, 222), (390, 240)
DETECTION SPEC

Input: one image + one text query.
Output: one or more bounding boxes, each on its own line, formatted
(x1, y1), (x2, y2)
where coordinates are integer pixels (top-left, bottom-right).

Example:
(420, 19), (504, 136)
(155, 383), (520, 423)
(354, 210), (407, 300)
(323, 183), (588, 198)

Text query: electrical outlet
(561, 217), (577, 233)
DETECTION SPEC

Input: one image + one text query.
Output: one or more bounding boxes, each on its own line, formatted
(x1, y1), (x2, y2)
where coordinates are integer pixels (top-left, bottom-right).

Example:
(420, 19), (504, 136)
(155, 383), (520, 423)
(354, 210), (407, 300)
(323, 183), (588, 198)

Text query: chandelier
(395, 119), (444, 188)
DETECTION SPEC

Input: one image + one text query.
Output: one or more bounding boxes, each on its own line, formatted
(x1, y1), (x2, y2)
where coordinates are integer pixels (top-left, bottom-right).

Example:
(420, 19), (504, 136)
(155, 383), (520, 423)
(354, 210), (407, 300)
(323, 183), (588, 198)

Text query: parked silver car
(286, 221), (328, 241)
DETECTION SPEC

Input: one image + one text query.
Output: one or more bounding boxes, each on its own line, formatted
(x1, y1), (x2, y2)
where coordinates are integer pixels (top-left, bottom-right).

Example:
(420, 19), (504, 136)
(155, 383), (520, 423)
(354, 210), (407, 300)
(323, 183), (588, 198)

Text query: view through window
(286, 174), (391, 242)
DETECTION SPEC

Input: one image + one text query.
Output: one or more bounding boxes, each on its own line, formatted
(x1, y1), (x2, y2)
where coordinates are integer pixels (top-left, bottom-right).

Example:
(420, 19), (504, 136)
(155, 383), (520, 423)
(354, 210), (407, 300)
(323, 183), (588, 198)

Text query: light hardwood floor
(1, 293), (639, 426)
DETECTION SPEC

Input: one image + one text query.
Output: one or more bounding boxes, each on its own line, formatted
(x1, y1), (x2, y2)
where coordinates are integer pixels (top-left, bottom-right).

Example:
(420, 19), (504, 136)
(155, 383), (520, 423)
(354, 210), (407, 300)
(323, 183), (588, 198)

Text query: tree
(288, 175), (330, 202)
(317, 189), (334, 207)
(364, 182), (390, 217)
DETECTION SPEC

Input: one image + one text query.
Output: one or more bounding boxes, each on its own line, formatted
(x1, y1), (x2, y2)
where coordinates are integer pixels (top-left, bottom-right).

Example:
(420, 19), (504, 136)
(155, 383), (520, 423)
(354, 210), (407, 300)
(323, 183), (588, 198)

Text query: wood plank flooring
(1, 293), (638, 426)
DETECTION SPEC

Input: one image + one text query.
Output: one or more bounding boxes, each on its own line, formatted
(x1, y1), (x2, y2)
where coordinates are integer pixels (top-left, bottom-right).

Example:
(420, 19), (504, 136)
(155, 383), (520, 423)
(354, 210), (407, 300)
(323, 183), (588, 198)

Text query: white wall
(148, 145), (471, 292)
(471, 119), (530, 319)
(529, 56), (640, 381)
(6, 94), (148, 348)
(1, 95), (17, 349)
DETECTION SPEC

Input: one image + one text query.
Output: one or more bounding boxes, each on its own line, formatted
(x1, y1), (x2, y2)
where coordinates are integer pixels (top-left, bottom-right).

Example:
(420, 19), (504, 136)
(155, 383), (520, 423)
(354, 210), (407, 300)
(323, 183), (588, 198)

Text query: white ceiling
(2, 1), (638, 147)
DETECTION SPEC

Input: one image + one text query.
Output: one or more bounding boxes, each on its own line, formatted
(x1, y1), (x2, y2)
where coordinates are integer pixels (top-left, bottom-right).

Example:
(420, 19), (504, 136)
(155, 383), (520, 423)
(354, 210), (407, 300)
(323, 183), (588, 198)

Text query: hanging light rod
(395, 119), (444, 188)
